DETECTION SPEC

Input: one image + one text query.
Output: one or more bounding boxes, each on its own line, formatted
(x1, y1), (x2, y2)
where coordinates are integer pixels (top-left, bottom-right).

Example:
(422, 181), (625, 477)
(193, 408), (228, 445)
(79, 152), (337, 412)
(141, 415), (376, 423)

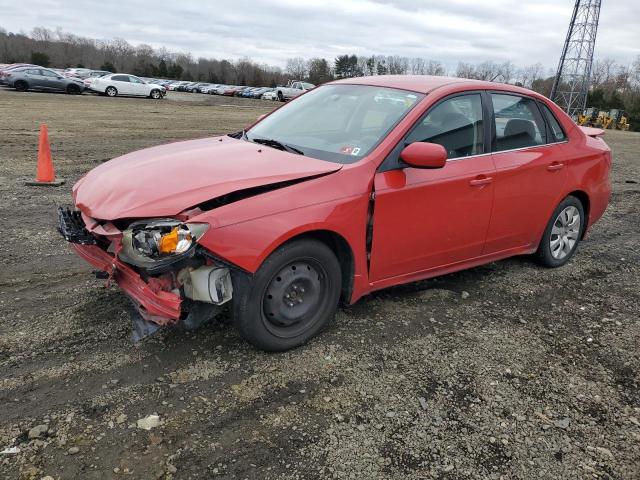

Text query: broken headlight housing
(119, 219), (209, 273)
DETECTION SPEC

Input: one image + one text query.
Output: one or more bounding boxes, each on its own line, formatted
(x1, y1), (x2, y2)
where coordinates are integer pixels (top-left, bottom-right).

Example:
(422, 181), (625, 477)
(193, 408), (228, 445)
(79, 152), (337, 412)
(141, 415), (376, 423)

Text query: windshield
(246, 84), (424, 163)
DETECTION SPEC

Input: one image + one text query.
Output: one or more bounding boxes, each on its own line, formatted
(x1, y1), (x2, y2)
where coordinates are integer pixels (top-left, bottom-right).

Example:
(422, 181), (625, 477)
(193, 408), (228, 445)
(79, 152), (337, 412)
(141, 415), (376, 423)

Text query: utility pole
(550, 0), (602, 118)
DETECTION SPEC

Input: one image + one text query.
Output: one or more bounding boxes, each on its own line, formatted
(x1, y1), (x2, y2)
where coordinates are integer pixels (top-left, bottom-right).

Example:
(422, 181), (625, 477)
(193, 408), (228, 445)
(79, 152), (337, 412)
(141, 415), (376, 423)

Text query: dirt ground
(0, 87), (638, 480)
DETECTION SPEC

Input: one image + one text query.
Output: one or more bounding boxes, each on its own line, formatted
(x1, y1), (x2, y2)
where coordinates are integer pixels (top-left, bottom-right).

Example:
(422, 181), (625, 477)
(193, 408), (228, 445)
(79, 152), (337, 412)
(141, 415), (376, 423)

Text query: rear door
(483, 93), (568, 253)
(24, 68), (48, 89)
(111, 75), (132, 95)
(370, 92), (496, 281)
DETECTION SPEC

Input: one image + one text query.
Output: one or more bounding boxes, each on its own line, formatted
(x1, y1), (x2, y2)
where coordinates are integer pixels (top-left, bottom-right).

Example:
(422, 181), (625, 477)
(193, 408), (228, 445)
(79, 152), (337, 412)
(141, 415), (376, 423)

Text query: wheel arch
(566, 189), (590, 238)
(267, 229), (355, 305)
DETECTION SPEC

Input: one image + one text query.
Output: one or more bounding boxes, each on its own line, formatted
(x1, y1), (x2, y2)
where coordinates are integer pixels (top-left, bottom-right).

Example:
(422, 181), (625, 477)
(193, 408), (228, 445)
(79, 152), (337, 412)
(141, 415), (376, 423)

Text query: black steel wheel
(233, 239), (342, 351)
(66, 84), (81, 94)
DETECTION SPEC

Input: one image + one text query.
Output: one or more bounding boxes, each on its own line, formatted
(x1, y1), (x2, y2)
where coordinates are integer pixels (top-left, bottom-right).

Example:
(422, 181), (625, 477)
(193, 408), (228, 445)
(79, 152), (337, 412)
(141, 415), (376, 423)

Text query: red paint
(71, 243), (182, 323)
(70, 76), (611, 317)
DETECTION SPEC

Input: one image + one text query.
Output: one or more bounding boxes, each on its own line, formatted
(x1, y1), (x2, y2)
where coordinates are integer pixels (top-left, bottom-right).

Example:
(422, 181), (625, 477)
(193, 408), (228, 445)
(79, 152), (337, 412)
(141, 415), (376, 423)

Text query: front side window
(491, 94), (546, 151)
(247, 84), (424, 164)
(41, 69), (58, 78)
(26, 69), (41, 75)
(129, 76), (143, 84)
(405, 94), (484, 159)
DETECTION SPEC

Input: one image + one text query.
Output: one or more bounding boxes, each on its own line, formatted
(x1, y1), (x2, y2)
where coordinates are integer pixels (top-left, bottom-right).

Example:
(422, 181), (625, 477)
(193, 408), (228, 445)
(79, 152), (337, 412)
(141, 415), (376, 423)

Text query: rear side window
(539, 103), (567, 142)
(491, 94), (547, 152)
(112, 75), (130, 82)
(406, 94), (484, 159)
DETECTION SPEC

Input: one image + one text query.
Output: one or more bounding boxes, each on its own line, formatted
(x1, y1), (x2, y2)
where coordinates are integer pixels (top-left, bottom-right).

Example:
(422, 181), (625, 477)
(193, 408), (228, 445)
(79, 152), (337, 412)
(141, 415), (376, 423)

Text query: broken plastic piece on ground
(180, 302), (221, 331)
(128, 302), (162, 342)
(1, 446), (20, 454)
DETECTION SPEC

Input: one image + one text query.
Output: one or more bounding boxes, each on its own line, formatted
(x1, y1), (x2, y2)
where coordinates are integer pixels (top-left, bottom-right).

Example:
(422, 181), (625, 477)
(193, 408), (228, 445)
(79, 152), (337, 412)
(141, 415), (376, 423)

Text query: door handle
(469, 176), (493, 187)
(547, 162), (565, 172)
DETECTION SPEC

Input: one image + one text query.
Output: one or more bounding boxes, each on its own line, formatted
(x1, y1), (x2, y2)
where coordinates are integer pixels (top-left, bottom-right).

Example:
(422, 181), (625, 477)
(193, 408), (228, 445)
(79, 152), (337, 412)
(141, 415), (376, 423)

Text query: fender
(195, 193), (371, 303)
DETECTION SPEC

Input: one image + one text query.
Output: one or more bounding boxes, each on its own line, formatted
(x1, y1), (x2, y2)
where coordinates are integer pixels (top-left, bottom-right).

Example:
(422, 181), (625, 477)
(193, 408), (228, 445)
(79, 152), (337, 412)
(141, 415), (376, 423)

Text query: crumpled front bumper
(71, 243), (182, 324)
(58, 207), (182, 325)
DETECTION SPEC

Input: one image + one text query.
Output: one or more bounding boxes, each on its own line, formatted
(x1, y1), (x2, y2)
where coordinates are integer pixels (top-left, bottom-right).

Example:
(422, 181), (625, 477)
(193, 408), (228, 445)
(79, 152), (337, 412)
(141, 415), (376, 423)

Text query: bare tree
(285, 57), (307, 80)
(426, 60), (445, 76)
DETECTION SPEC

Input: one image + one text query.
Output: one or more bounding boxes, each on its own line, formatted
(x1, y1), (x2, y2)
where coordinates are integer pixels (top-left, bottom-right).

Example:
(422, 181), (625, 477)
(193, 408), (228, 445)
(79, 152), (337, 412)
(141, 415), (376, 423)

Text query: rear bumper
(71, 243), (182, 324)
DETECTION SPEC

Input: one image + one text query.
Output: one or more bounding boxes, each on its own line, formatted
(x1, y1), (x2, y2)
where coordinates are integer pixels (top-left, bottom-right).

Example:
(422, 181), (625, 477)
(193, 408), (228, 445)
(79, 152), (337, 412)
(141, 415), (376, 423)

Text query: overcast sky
(0, 0), (638, 70)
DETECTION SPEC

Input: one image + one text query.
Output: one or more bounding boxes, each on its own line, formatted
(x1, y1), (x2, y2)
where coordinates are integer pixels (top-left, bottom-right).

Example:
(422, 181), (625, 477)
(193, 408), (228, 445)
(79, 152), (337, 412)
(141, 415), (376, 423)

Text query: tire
(14, 80), (28, 92)
(277, 91), (284, 102)
(66, 84), (81, 95)
(535, 195), (585, 267)
(150, 89), (161, 99)
(105, 86), (117, 97)
(232, 239), (342, 352)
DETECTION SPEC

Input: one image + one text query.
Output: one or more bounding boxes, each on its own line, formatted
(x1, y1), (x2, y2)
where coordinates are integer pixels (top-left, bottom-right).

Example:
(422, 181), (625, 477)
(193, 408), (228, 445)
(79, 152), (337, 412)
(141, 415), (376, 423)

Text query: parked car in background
(7, 66), (85, 94)
(274, 80), (315, 101)
(64, 68), (92, 79)
(89, 73), (165, 98)
(0, 63), (38, 84)
(250, 87), (273, 99)
(262, 89), (279, 100)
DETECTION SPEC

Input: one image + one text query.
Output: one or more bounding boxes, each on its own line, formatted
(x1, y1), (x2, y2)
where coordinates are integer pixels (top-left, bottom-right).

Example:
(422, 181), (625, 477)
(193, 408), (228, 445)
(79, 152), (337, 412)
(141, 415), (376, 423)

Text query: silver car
(7, 67), (85, 94)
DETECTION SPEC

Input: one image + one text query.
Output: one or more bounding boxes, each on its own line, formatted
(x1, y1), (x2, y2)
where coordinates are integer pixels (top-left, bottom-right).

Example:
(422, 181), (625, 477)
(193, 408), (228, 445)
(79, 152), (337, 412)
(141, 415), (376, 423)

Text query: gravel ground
(0, 88), (638, 480)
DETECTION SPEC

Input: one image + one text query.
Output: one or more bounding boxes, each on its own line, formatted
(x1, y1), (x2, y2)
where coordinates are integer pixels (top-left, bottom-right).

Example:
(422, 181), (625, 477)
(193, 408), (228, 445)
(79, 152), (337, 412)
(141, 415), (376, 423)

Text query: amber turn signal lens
(158, 227), (179, 254)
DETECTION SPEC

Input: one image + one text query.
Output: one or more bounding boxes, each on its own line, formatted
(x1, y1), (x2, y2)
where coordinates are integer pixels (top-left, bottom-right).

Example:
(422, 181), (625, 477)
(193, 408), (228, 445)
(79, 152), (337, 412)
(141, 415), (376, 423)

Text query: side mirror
(400, 142), (447, 169)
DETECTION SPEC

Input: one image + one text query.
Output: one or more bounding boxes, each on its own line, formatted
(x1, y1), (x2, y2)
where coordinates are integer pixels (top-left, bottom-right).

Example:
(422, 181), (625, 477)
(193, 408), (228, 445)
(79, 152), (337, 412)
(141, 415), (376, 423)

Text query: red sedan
(59, 75), (611, 351)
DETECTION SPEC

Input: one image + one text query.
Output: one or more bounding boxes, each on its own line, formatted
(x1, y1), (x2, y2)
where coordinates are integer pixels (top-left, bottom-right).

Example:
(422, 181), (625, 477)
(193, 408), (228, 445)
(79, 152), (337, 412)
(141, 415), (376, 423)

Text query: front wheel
(535, 196), (585, 267)
(150, 89), (162, 99)
(66, 84), (81, 95)
(232, 239), (342, 351)
(277, 91), (284, 102)
(105, 86), (117, 97)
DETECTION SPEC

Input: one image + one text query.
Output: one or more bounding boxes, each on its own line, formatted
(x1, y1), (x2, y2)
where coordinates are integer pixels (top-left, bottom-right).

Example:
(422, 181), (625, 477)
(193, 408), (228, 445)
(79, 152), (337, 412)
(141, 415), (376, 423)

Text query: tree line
(2, 27), (639, 129)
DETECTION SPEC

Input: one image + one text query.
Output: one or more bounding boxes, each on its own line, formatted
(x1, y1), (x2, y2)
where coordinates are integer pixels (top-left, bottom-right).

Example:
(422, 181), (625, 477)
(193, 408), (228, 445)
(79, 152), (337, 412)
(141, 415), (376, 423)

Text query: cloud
(0, 0), (638, 69)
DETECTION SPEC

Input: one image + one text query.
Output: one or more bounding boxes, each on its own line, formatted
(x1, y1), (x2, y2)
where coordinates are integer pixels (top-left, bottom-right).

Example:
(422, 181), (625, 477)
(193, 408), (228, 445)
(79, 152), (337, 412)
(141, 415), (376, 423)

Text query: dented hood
(73, 136), (342, 220)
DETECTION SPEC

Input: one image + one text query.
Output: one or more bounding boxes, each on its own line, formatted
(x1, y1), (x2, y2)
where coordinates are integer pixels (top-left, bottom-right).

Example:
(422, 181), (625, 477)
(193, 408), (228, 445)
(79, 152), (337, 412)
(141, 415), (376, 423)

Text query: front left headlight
(119, 219), (209, 272)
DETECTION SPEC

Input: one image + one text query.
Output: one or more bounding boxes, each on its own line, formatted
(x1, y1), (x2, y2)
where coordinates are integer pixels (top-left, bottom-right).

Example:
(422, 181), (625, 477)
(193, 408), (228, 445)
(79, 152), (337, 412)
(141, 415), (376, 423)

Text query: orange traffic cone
(25, 123), (65, 186)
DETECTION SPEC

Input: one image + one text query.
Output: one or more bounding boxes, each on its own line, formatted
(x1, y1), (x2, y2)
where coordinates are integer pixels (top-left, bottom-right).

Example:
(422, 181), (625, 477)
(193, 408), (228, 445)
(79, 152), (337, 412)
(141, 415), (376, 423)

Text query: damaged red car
(59, 75), (611, 351)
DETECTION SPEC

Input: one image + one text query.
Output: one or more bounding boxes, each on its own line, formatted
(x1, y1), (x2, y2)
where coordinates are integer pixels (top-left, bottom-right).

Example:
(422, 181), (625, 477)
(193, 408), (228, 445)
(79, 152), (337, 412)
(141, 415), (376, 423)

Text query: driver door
(128, 76), (147, 96)
(369, 93), (496, 282)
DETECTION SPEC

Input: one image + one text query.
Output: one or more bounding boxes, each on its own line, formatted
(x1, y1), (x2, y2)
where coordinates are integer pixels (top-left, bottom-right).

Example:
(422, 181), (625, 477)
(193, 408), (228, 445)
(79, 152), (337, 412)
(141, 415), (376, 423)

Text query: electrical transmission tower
(550, 0), (602, 118)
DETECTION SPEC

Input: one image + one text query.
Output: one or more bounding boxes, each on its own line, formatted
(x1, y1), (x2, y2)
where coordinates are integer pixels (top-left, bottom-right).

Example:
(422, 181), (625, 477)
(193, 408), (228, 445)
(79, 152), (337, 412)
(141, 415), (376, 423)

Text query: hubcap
(550, 206), (581, 259)
(262, 260), (325, 338)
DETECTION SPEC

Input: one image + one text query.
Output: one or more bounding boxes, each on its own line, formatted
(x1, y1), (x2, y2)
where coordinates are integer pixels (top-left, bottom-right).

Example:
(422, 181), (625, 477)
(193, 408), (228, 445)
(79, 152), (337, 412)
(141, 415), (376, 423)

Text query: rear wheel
(535, 195), (585, 267)
(277, 91), (284, 102)
(14, 80), (28, 92)
(150, 89), (161, 99)
(233, 239), (342, 351)
(105, 86), (117, 97)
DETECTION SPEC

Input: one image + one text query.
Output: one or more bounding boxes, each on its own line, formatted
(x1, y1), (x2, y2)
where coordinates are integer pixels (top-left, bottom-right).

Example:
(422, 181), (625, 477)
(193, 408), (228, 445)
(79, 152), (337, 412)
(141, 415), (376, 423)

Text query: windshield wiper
(251, 138), (304, 155)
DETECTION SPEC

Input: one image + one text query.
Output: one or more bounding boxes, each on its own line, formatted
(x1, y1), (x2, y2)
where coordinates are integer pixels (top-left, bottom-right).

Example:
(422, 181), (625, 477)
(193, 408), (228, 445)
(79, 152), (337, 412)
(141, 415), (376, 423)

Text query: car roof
(330, 75), (515, 94)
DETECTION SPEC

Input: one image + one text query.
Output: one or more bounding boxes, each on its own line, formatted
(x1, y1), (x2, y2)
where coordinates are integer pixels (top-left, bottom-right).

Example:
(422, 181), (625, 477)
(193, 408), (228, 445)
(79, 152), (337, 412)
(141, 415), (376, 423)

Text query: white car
(90, 74), (165, 99)
(261, 90), (279, 101)
(274, 81), (315, 101)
